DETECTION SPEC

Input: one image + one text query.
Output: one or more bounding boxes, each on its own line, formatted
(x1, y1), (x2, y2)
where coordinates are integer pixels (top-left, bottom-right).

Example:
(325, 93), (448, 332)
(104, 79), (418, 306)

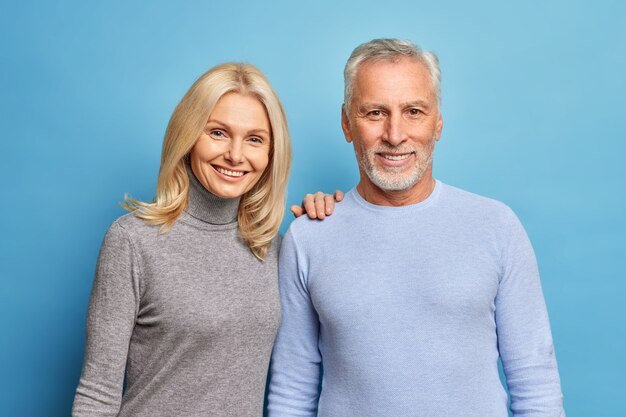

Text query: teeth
(382, 153), (411, 161)
(215, 167), (245, 177)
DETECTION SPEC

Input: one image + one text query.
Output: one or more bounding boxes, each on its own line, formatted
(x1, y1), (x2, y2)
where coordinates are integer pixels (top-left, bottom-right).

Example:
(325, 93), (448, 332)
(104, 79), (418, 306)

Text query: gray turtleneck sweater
(72, 169), (281, 417)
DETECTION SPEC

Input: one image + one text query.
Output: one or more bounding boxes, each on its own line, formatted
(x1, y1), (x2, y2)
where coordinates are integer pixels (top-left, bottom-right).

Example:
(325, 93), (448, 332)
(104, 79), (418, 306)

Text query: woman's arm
(72, 221), (141, 417)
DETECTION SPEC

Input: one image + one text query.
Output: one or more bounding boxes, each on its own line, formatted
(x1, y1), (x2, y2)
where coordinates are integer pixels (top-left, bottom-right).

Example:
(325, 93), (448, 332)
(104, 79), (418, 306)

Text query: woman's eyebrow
(205, 120), (269, 136)
(205, 119), (227, 127)
(247, 128), (270, 136)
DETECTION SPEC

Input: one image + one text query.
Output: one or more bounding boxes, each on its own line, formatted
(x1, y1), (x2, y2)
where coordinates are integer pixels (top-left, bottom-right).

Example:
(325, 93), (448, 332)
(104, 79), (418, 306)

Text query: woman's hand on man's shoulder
(290, 190), (344, 220)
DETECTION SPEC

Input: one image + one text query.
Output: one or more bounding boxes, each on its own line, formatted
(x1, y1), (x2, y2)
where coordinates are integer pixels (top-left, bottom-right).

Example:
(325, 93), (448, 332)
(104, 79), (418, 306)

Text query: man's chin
(368, 172), (422, 192)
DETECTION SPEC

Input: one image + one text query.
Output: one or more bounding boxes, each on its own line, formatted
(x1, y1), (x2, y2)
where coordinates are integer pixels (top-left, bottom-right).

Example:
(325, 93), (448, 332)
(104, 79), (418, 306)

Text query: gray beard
(357, 140), (435, 191)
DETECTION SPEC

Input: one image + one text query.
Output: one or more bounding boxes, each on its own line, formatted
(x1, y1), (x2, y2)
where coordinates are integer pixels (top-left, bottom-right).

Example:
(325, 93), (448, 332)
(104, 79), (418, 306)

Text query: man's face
(342, 57), (443, 194)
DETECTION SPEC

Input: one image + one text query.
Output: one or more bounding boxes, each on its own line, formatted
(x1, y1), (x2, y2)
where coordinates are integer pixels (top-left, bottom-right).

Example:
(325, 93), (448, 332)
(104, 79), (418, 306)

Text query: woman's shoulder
(105, 211), (160, 243)
(111, 211), (149, 230)
(255, 233), (282, 264)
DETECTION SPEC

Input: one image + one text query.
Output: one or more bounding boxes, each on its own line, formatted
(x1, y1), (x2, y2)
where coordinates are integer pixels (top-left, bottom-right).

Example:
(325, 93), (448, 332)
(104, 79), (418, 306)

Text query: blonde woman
(72, 63), (339, 416)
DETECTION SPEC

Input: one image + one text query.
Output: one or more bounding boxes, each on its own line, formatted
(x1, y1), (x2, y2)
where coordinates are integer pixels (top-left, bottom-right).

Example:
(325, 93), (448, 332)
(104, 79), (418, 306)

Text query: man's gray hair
(343, 38), (441, 110)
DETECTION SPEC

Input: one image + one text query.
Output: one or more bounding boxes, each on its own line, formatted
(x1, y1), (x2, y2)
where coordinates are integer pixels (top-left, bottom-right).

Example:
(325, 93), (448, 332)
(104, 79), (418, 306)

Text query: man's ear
(435, 113), (443, 141)
(341, 104), (352, 143)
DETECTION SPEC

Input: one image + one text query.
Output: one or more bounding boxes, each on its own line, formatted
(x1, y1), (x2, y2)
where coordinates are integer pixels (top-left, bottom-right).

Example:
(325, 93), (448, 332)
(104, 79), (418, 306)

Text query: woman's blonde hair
(124, 63), (291, 260)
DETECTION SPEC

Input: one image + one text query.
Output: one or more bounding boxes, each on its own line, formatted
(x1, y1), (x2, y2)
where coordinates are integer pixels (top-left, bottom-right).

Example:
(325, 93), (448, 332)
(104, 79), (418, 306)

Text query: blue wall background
(1, 1), (624, 415)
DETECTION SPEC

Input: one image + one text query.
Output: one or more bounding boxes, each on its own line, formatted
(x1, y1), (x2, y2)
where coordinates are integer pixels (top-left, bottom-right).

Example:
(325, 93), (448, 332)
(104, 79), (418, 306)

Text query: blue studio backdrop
(1, 1), (625, 416)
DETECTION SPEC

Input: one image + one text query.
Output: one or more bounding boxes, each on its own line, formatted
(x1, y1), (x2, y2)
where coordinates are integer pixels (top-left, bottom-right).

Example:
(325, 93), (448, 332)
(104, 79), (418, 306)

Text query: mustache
(368, 144), (419, 154)
(366, 137), (437, 155)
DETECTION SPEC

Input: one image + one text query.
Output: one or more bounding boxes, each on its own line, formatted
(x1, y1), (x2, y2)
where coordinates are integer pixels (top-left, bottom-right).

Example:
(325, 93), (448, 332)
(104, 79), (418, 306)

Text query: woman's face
(190, 92), (271, 199)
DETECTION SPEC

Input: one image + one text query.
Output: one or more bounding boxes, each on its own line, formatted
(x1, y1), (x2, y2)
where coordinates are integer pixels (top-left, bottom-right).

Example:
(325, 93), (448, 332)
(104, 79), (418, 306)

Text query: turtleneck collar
(185, 163), (240, 225)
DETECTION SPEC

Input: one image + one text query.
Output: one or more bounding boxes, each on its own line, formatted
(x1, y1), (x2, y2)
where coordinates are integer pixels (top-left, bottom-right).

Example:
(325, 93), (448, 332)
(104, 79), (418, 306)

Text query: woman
(72, 63), (337, 416)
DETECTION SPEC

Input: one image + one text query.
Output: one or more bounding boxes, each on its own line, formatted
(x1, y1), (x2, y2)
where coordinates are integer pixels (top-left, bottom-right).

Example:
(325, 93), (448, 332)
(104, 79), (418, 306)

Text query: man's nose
(382, 113), (407, 146)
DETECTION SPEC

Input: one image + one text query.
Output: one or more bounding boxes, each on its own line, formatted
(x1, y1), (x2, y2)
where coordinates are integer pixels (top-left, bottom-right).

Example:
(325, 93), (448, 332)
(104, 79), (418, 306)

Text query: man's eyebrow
(402, 100), (431, 108)
(394, 99), (433, 109)
(356, 103), (389, 112)
(356, 100), (432, 113)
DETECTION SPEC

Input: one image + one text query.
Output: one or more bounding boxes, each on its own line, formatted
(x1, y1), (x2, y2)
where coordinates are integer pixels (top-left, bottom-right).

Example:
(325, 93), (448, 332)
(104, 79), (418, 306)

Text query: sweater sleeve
(267, 227), (322, 417)
(72, 221), (141, 417)
(495, 209), (565, 417)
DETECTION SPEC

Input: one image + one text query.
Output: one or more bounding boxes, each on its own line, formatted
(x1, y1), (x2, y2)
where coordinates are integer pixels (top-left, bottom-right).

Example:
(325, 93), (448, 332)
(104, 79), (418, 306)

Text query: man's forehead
(352, 58), (436, 104)
(356, 56), (428, 77)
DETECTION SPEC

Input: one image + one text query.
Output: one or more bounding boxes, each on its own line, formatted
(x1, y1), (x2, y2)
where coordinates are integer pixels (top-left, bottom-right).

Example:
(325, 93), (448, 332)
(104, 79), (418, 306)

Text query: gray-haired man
(268, 39), (565, 417)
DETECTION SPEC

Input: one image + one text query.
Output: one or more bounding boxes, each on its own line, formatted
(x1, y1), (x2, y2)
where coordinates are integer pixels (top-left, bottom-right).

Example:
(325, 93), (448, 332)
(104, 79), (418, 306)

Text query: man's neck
(356, 173), (436, 207)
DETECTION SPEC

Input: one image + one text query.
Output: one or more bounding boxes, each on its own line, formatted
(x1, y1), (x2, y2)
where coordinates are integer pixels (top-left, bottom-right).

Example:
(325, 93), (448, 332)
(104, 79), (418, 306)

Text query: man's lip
(377, 152), (414, 156)
(375, 152), (415, 166)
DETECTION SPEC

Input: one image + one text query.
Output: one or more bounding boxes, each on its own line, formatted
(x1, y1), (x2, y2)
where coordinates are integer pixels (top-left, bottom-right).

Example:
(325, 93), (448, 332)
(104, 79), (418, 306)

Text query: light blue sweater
(268, 182), (564, 417)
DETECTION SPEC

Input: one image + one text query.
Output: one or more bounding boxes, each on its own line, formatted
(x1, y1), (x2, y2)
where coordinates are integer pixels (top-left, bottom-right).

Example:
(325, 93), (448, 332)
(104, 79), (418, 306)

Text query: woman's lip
(211, 164), (248, 180)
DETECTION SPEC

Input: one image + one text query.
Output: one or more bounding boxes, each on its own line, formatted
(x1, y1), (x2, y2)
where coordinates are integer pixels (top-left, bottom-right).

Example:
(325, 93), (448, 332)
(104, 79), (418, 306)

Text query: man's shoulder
(439, 182), (520, 227)
(442, 182), (513, 212)
(288, 199), (350, 232)
(285, 192), (359, 244)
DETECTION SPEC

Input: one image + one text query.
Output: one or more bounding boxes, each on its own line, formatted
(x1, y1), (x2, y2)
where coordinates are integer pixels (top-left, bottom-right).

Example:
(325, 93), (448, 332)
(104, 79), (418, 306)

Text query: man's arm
(495, 209), (565, 417)
(267, 227), (322, 417)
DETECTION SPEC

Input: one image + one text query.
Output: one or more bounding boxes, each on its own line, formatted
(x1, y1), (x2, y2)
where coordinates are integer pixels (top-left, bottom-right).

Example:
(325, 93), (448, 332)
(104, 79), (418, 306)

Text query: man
(268, 39), (565, 417)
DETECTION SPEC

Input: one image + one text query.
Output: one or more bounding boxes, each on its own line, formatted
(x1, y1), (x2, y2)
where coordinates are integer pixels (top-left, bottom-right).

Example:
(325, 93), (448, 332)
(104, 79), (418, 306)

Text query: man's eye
(408, 108), (422, 116)
(367, 110), (384, 119)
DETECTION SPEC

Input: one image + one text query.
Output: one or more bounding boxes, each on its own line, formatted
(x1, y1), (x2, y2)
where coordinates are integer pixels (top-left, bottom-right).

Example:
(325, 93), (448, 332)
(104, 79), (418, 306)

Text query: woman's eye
(209, 130), (226, 139)
(248, 136), (263, 144)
